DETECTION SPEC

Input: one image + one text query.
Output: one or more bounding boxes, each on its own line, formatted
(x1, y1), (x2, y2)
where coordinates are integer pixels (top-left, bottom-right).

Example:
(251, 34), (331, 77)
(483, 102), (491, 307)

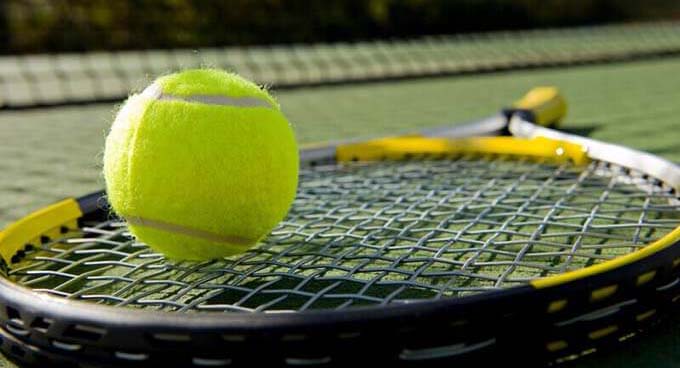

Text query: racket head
(0, 130), (678, 367)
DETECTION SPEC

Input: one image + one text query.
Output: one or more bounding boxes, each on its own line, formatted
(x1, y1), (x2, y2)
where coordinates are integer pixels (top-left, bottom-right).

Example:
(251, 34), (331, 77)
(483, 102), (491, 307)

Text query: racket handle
(504, 86), (567, 127)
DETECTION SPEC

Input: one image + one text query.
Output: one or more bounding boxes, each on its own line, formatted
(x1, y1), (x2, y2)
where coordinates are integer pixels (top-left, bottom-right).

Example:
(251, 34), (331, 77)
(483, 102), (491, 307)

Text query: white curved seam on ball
(140, 82), (273, 108)
(159, 93), (273, 108)
(126, 216), (254, 245)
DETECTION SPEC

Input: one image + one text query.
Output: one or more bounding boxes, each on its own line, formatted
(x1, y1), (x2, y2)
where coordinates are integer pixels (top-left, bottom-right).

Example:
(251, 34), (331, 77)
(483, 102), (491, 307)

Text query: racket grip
(503, 86), (567, 127)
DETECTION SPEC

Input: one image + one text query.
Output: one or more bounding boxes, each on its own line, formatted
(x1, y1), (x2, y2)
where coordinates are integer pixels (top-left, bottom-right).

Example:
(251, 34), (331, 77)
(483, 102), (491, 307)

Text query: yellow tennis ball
(103, 69), (298, 260)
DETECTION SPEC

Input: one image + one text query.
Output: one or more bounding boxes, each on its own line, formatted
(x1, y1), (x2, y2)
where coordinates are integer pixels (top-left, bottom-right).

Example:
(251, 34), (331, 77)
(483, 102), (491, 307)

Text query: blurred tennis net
(1, 21), (680, 110)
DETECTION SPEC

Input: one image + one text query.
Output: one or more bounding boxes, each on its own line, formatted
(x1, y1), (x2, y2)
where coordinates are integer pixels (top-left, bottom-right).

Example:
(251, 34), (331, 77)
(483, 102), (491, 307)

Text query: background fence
(2, 0), (680, 54)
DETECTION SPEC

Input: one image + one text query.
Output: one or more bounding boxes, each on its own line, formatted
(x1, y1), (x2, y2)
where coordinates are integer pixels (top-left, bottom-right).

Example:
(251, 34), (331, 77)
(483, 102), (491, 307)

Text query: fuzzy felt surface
(103, 70), (298, 260)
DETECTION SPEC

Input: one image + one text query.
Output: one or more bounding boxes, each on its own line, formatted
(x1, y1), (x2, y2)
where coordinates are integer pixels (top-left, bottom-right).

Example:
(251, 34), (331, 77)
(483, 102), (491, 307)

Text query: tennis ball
(103, 69), (298, 260)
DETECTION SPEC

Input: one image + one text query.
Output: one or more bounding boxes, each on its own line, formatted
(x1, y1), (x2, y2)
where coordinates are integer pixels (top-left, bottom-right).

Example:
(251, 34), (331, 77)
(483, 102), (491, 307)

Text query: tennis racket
(0, 87), (678, 367)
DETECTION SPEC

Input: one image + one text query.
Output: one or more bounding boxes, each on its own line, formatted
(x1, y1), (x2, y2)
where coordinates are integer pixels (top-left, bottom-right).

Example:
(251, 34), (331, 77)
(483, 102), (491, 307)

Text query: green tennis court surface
(0, 57), (679, 366)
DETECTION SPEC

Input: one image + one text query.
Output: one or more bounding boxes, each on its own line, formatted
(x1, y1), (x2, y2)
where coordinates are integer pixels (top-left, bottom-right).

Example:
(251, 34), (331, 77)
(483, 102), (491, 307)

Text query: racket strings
(7, 157), (678, 312)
